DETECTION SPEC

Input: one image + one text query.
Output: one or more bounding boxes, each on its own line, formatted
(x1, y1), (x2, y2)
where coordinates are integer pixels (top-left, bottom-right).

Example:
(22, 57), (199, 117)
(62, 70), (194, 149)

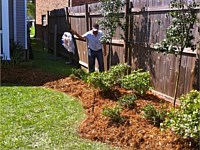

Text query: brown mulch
(1, 65), (198, 150)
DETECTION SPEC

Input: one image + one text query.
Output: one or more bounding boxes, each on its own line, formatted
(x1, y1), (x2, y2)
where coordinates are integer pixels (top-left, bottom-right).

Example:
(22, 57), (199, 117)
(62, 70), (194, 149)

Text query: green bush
(143, 104), (167, 127)
(71, 68), (88, 82)
(87, 63), (129, 91)
(102, 106), (124, 123)
(161, 90), (200, 142)
(118, 94), (137, 108)
(10, 40), (24, 65)
(121, 69), (151, 95)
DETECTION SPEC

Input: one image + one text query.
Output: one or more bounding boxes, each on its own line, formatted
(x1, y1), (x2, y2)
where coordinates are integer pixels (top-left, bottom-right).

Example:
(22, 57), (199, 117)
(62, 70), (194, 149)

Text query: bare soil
(1, 65), (198, 150)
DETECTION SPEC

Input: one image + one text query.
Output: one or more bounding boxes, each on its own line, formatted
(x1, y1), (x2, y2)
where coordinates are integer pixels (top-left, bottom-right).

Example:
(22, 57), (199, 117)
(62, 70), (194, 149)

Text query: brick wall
(35, 0), (69, 39)
(35, 0), (99, 39)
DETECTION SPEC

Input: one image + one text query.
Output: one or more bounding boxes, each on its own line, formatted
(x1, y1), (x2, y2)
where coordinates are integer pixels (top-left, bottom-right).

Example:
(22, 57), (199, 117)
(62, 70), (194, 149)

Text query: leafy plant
(161, 90), (200, 142)
(10, 40), (24, 65)
(118, 94), (137, 108)
(154, 0), (199, 106)
(102, 106), (124, 123)
(98, 0), (125, 43)
(98, 0), (125, 68)
(71, 68), (88, 82)
(143, 104), (167, 127)
(87, 71), (109, 91)
(121, 69), (151, 95)
(87, 63), (129, 91)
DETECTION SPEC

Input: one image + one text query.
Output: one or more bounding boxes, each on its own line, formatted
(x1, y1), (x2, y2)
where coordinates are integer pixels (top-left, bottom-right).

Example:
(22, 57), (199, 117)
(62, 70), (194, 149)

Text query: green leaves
(155, 0), (198, 53)
(87, 63), (152, 96)
(121, 70), (152, 96)
(142, 104), (167, 127)
(98, 0), (125, 43)
(118, 94), (137, 108)
(87, 63), (130, 91)
(162, 90), (200, 141)
(102, 106), (124, 123)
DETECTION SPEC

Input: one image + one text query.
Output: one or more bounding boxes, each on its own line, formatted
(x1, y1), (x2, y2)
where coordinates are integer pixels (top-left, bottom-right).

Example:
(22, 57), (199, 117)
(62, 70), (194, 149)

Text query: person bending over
(71, 23), (107, 73)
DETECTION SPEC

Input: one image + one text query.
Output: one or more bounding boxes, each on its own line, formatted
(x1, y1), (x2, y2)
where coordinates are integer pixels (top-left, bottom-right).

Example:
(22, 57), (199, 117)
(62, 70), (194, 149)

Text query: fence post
(65, 7), (71, 30)
(47, 11), (50, 52)
(85, 4), (90, 31)
(128, 1), (134, 69)
(53, 10), (58, 57)
(124, 0), (130, 64)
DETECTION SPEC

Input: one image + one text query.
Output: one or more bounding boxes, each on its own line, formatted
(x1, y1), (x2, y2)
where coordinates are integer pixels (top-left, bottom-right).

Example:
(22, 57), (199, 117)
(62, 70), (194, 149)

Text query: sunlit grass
(30, 26), (35, 37)
(0, 87), (119, 150)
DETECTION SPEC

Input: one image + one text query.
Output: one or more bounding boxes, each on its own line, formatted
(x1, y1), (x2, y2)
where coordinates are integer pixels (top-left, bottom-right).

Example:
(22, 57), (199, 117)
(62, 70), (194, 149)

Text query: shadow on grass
(1, 38), (78, 86)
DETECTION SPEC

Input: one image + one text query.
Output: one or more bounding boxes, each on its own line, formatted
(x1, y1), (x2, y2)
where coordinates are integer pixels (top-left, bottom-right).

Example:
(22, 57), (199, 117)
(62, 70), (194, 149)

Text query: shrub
(10, 40), (24, 65)
(102, 106), (124, 123)
(161, 90), (200, 142)
(143, 104), (167, 127)
(121, 69), (152, 95)
(118, 94), (137, 108)
(87, 63), (130, 91)
(71, 68), (88, 82)
(87, 71), (109, 91)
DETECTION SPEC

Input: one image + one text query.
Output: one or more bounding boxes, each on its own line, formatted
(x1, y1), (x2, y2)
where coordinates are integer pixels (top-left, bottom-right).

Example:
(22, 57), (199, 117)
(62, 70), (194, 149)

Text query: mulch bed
(1, 65), (198, 150)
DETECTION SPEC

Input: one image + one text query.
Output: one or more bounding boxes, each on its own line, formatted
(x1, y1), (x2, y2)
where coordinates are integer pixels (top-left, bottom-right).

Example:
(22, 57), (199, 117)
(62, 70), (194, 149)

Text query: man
(71, 23), (107, 73)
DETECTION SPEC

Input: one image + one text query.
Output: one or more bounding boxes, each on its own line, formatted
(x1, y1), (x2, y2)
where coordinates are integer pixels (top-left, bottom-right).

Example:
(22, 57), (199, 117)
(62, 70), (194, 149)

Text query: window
(42, 15), (47, 26)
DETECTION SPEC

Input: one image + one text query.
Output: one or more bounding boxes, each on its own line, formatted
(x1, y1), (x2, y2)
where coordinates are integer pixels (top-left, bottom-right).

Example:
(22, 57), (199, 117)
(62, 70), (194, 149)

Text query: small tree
(98, 0), (125, 68)
(155, 0), (198, 107)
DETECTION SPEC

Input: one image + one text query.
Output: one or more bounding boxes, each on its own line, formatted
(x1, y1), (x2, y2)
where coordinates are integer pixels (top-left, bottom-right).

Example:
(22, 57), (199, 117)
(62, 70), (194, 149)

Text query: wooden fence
(47, 1), (200, 99)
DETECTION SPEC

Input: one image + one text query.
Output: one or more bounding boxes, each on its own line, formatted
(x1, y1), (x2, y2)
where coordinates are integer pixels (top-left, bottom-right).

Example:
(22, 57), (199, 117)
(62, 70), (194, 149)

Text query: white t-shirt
(61, 32), (75, 54)
(82, 30), (103, 51)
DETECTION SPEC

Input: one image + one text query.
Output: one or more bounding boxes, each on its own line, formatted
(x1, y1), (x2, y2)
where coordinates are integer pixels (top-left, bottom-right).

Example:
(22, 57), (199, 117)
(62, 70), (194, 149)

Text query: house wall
(8, 0), (14, 40)
(16, 0), (26, 48)
(35, 0), (69, 40)
(8, 0), (26, 49)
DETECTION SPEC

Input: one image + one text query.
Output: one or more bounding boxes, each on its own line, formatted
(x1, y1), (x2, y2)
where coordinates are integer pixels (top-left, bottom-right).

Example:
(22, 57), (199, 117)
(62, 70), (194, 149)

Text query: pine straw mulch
(1, 65), (198, 150)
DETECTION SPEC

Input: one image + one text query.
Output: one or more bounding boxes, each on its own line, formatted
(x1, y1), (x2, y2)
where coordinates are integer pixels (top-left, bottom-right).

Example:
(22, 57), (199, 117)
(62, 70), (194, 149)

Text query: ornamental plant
(142, 104), (167, 127)
(98, 0), (125, 43)
(121, 69), (151, 96)
(118, 94), (137, 109)
(98, 0), (125, 68)
(161, 90), (200, 143)
(71, 68), (89, 82)
(154, 0), (199, 107)
(87, 63), (130, 91)
(102, 106), (124, 123)
(10, 40), (24, 65)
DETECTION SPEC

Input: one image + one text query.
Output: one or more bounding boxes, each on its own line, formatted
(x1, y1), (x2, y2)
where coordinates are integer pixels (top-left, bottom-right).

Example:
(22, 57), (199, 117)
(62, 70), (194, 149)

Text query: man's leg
(96, 49), (104, 72)
(88, 49), (95, 73)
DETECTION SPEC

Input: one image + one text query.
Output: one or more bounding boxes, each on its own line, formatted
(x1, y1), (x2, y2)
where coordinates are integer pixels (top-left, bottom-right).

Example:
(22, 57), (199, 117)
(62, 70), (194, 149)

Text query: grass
(30, 26), (35, 38)
(26, 38), (76, 76)
(0, 87), (118, 150)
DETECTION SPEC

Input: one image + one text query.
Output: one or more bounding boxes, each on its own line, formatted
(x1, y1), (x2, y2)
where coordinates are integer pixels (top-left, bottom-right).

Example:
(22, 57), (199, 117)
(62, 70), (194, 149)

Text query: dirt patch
(1, 66), (198, 150)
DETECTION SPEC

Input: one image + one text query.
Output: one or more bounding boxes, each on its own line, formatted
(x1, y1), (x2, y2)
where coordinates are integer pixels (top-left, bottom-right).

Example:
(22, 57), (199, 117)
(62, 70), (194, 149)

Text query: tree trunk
(173, 49), (183, 107)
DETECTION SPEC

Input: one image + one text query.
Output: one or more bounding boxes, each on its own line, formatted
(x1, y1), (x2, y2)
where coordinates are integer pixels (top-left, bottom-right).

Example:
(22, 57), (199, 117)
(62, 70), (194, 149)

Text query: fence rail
(47, 1), (200, 99)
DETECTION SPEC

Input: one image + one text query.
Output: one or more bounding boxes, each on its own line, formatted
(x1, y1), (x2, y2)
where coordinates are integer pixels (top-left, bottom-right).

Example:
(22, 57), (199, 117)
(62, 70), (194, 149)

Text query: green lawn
(30, 26), (35, 38)
(0, 87), (118, 150)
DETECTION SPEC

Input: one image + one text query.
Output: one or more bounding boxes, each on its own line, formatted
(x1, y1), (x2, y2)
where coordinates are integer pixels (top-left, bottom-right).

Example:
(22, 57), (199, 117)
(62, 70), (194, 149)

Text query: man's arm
(71, 29), (85, 41)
